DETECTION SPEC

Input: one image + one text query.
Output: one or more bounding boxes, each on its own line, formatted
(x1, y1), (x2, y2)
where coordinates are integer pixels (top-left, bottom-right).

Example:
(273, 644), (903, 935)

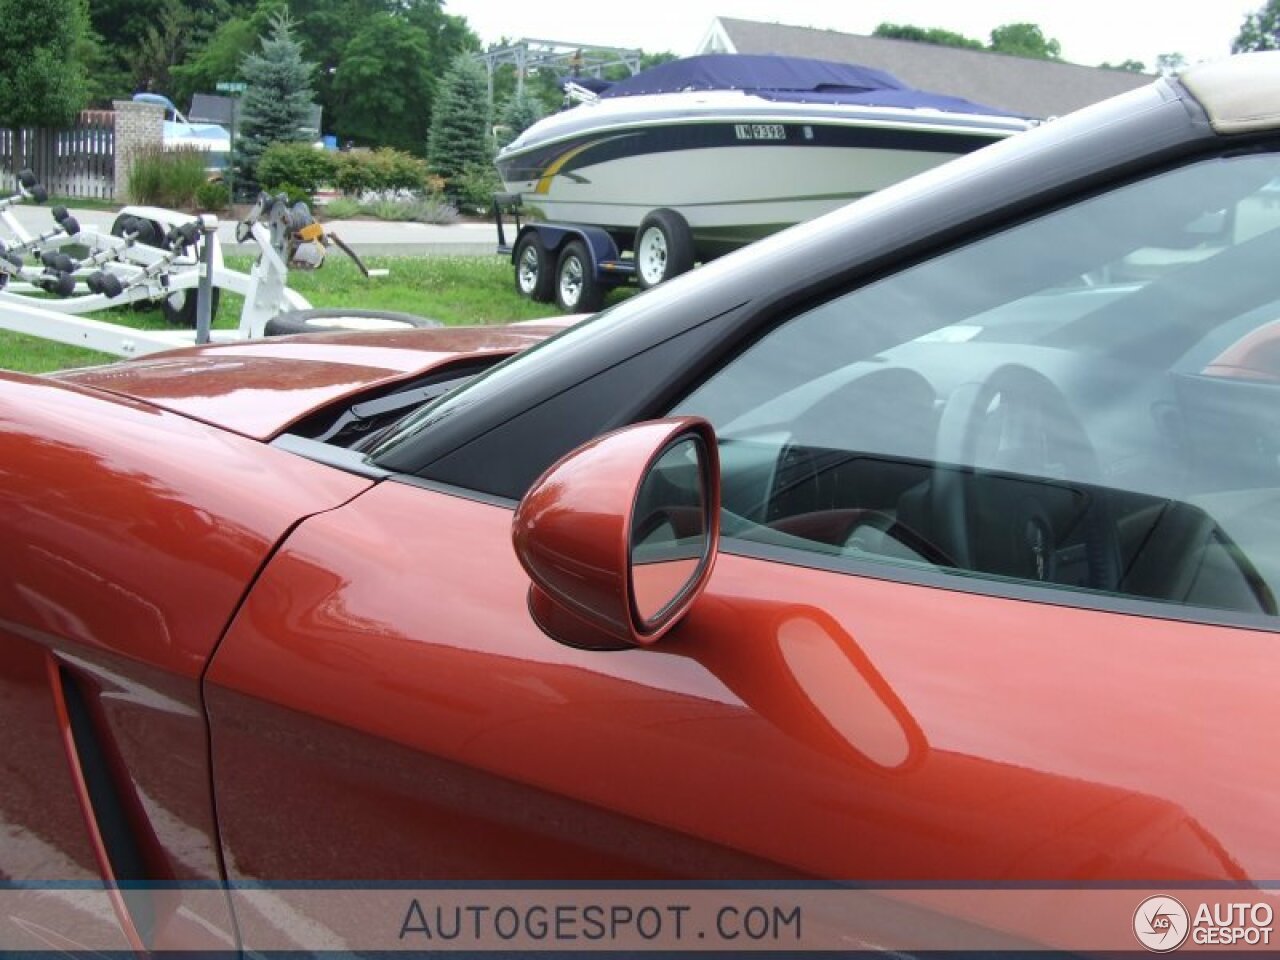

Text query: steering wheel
(929, 364), (1121, 590)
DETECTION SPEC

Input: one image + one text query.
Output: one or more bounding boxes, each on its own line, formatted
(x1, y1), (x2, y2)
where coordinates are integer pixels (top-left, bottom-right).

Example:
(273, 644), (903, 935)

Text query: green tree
(402, 0), (477, 67)
(988, 22), (1061, 59)
(1155, 52), (1189, 76)
(871, 20), (1062, 62)
(873, 23), (984, 49)
(286, 0), (383, 126)
(237, 9), (316, 183)
(133, 0), (196, 93)
(171, 2), (285, 107)
(79, 24), (130, 108)
(288, 0), (477, 148)
(1099, 59), (1147, 72)
(0, 0), (89, 126)
(496, 90), (544, 147)
(427, 55), (490, 189)
(331, 15), (436, 153)
(639, 51), (679, 70)
(88, 0), (259, 105)
(1235, 0), (1280, 51)
(87, 0), (165, 69)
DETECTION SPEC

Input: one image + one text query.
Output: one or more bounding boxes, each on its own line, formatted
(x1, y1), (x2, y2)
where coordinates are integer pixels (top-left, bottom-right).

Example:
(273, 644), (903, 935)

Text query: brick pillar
(112, 100), (164, 202)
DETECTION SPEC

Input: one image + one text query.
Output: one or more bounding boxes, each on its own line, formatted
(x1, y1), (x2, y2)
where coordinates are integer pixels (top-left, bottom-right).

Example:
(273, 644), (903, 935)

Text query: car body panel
(207, 480), (1265, 891)
(54, 325), (567, 440)
(0, 371), (372, 947)
(6, 58), (1280, 952)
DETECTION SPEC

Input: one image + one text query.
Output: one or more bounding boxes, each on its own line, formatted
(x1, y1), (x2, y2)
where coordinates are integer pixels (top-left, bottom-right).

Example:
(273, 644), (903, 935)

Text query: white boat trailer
(0, 179), (363, 359)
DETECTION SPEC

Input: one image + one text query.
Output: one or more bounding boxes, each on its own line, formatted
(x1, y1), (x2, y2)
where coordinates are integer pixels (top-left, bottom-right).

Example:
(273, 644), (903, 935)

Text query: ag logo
(1134, 895), (1190, 952)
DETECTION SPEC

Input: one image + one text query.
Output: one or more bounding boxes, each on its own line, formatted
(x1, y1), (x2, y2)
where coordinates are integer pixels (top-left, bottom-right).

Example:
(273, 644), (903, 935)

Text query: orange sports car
(3, 53), (1280, 954)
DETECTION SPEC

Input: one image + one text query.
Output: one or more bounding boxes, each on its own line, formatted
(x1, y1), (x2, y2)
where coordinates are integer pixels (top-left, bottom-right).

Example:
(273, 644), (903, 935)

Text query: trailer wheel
(265, 308), (443, 336)
(634, 208), (694, 289)
(111, 214), (166, 249)
(513, 233), (554, 302)
(161, 287), (222, 327)
(555, 241), (603, 313)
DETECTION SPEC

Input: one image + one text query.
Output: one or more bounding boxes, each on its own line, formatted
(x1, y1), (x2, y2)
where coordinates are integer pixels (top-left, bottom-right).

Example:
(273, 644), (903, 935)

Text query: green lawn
(0, 255), (632, 375)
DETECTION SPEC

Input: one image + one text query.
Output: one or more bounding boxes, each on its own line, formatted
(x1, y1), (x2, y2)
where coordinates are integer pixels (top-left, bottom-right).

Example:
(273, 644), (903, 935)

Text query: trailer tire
(265, 308), (443, 336)
(634, 208), (694, 289)
(111, 214), (167, 249)
(555, 241), (603, 313)
(162, 287), (222, 327)
(513, 233), (554, 302)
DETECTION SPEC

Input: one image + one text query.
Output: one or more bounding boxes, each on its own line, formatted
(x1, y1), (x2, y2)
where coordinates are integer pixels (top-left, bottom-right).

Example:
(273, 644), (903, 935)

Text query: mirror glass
(630, 436), (710, 627)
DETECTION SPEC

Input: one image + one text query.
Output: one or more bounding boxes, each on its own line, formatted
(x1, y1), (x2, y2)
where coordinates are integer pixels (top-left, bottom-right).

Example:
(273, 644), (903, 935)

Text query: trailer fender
(512, 223), (620, 276)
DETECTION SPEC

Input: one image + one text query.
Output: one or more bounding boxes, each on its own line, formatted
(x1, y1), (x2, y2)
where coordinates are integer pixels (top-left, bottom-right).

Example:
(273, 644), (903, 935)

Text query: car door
(203, 147), (1280, 943)
(0, 379), (372, 951)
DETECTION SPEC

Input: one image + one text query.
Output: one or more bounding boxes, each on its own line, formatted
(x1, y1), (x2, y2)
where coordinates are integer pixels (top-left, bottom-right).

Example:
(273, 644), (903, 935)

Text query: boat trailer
(494, 193), (641, 315)
(0, 172), (395, 359)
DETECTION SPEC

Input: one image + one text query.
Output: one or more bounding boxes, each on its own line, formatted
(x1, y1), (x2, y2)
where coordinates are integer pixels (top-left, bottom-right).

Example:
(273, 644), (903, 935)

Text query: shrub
(367, 148), (430, 192)
(452, 161), (501, 214)
(320, 196), (360, 219)
(360, 195), (458, 224)
(127, 146), (209, 208)
(332, 152), (373, 195)
(266, 182), (312, 206)
(257, 142), (336, 196)
(195, 180), (231, 212)
(333, 148), (430, 195)
(360, 197), (420, 221)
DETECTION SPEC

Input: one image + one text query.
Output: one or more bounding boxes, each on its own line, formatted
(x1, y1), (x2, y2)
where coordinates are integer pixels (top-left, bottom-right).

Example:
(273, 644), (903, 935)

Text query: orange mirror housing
(512, 418), (720, 650)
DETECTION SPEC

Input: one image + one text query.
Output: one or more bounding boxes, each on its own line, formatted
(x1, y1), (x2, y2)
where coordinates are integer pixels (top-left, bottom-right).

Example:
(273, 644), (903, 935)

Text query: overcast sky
(442, 0), (1262, 73)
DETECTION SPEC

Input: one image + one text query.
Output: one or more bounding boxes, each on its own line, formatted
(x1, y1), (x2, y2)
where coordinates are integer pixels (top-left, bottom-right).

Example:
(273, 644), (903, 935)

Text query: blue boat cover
(600, 54), (1020, 117)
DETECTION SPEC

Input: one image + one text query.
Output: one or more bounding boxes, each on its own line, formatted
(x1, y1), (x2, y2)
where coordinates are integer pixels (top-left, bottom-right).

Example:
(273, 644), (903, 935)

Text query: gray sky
(442, 0), (1262, 73)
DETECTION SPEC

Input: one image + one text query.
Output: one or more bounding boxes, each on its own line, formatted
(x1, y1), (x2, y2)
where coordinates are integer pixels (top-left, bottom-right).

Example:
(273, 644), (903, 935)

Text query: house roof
(699, 17), (1154, 118)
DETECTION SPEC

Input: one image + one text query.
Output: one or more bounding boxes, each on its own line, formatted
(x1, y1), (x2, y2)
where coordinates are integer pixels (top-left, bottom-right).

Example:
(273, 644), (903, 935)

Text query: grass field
(0, 255), (633, 375)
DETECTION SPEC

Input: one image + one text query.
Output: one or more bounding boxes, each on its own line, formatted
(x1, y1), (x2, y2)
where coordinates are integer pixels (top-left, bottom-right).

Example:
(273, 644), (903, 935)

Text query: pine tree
(498, 90), (544, 147)
(236, 9), (316, 186)
(426, 55), (490, 188)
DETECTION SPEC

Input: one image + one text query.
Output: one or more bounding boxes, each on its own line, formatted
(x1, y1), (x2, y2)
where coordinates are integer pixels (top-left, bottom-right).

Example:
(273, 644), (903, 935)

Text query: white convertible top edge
(1181, 51), (1280, 135)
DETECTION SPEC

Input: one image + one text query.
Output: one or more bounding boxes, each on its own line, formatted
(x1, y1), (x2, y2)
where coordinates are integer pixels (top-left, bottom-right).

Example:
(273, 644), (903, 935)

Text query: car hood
(54, 324), (568, 440)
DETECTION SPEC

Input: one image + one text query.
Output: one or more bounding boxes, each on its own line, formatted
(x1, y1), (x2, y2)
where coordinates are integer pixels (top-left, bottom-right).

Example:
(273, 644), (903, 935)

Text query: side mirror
(512, 418), (720, 650)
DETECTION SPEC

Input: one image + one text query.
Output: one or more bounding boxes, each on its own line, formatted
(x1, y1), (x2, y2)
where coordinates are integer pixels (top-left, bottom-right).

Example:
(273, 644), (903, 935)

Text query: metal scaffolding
(477, 38), (643, 122)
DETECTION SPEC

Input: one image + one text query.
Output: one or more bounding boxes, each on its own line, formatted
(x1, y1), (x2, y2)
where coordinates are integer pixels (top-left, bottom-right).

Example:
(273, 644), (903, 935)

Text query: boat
(495, 54), (1034, 266)
(132, 93), (231, 154)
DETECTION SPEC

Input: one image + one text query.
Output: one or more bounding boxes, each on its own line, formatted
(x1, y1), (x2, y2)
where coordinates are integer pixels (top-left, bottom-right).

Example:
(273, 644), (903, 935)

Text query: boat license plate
(734, 124), (786, 140)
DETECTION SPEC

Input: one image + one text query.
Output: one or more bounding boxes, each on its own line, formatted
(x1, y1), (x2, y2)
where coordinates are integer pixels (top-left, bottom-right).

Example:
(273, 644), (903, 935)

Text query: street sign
(214, 82), (246, 202)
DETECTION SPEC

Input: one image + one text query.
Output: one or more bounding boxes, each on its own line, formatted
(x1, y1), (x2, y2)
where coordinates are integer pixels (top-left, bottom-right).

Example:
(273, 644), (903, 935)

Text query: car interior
(681, 153), (1280, 622)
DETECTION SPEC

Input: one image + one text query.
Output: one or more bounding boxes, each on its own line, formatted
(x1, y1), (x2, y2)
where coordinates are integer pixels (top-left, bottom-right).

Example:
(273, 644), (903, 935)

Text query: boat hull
(497, 110), (1016, 260)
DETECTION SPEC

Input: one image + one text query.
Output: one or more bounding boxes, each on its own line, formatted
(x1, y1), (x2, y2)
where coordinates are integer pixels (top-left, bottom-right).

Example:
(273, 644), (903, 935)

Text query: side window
(674, 154), (1280, 624)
